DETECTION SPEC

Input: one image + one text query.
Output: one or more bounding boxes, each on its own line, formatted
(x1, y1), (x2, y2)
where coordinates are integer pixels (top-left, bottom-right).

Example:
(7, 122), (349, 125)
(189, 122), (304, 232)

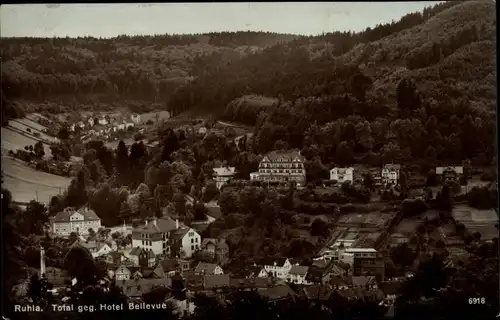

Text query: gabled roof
(96, 242), (111, 252)
(206, 206), (222, 219)
(204, 274), (230, 289)
(194, 262), (221, 275)
(263, 149), (304, 162)
(289, 265), (309, 276)
(202, 238), (229, 249)
(213, 167), (237, 177)
(311, 259), (329, 269)
(331, 167), (354, 173)
(351, 276), (377, 287)
(261, 257), (289, 267)
(201, 238), (218, 248)
(133, 217), (178, 234)
(383, 164), (401, 170)
(185, 274), (204, 290)
(247, 265), (267, 277)
(51, 207), (100, 223)
(328, 276), (350, 287)
(142, 264), (165, 279)
(172, 227), (195, 240)
(303, 285), (334, 300)
(259, 284), (296, 301)
(129, 247), (144, 256)
(115, 265), (131, 274)
(378, 281), (403, 296)
(116, 278), (170, 297)
(162, 259), (180, 272)
(328, 264), (348, 277)
(230, 277), (272, 289)
(436, 166), (464, 174)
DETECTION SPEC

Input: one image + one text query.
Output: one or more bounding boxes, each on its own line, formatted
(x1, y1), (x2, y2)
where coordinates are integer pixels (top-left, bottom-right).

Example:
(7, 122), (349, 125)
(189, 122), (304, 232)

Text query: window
(189, 232), (194, 237)
(191, 238), (194, 244)
(191, 245), (194, 251)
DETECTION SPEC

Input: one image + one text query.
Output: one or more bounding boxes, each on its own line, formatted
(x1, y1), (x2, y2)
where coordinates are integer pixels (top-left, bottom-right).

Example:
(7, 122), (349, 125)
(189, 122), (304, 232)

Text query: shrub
(311, 219), (329, 237)
(401, 198), (428, 218)
(480, 170), (496, 181)
(467, 186), (494, 209)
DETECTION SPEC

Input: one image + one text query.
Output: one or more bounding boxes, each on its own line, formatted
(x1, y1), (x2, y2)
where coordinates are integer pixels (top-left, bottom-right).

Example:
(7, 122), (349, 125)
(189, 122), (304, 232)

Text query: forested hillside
(171, 1), (497, 168)
(1, 31), (297, 116)
(170, 1), (495, 117)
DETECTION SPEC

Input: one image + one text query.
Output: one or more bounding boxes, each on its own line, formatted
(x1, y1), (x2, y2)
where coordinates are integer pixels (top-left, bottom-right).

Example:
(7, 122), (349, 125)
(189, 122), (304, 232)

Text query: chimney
(40, 246), (46, 276)
(145, 220), (148, 226)
(152, 217), (158, 228)
(176, 219), (179, 230)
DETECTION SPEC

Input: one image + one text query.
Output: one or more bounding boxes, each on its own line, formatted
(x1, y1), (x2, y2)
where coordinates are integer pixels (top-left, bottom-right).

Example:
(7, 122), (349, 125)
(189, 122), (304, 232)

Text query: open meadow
(2, 157), (71, 204)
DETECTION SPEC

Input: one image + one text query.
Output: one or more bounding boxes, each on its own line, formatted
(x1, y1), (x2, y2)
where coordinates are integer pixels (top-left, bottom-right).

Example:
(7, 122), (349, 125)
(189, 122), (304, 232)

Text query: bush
(426, 171), (438, 186)
(310, 218), (329, 237)
(480, 170), (496, 181)
(401, 198), (427, 218)
(381, 190), (395, 201)
(467, 186), (495, 209)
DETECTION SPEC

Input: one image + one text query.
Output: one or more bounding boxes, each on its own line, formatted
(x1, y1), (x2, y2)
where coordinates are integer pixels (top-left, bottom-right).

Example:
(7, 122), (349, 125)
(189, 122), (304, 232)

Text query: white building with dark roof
(287, 265), (311, 284)
(171, 227), (201, 258)
(250, 149), (306, 187)
(131, 217), (179, 256)
(194, 262), (224, 275)
(381, 164), (401, 186)
(330, 167), (354, 184)
(212, 167), (237, 189)
(50, 207), (101, 237)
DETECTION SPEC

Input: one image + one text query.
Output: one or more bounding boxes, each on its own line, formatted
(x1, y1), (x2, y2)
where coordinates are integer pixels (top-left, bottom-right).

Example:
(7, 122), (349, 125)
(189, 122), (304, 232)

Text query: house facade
(330, 167), (354, 184)
(194, 262), (224, 275)
(115, 265), (131, 281)
(201, 238), (229, 265)
(250, 150), (306, 187)
(346, 248), (385, 280)
(131, 217), (179, 256)
(171, 227), (201, 259)
(287, 266), (311, 284)
(381, 164), (400, 187)
(130, 114), (141, 124)
(263, 258), (294, 280)
(92, 243), (113, 258)
(212, 167), (237, 189)
(50, 207), (101, 237)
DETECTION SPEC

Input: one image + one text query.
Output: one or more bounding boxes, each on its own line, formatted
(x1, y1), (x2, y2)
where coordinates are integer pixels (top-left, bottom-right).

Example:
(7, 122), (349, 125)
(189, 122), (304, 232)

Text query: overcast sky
(1, 2), (443, 38)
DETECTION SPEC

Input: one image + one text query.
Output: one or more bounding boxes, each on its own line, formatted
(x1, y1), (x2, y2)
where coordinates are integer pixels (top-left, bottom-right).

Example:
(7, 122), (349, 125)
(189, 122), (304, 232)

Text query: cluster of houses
(211, 149), (405, 190)
(69, 113), (141, 138)
(33, 241), (402, 316)
(209, 148), (466, 191)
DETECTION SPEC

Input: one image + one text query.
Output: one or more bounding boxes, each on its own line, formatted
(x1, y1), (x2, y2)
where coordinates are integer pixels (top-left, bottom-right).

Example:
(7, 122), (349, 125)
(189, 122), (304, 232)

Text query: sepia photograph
(1, 1), (498, 319)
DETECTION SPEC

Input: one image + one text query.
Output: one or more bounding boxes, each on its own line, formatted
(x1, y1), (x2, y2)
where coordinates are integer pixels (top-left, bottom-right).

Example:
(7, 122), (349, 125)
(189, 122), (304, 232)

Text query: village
(8, 111), (497, 317)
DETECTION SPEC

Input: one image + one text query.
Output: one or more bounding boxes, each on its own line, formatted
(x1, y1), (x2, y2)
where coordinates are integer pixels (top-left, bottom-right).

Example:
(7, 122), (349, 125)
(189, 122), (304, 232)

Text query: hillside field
(2, 157), (71, 204)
